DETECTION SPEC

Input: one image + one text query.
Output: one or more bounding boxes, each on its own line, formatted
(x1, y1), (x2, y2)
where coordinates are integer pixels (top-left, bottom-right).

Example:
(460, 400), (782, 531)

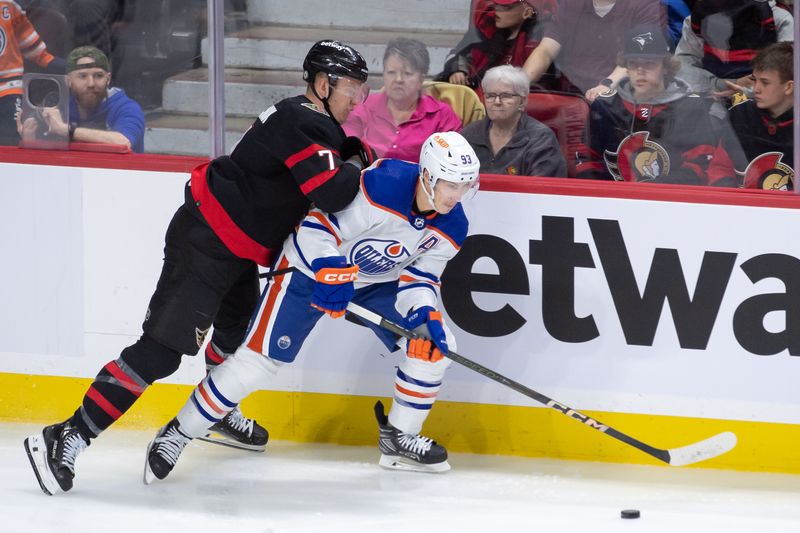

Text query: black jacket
(576, 78), (739, 187)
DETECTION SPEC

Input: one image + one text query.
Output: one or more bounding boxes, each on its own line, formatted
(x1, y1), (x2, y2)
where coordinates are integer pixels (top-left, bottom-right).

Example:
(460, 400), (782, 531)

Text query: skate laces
(223, 407), (254, 437)
(398, 433), (434, 455)
(154, 425), (191, 466)
(59, 427), (88, 473)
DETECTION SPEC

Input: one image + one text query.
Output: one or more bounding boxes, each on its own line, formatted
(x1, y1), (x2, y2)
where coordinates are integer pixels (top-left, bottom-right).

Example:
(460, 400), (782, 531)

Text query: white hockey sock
(387, 355), (451, 435)
(177, 345), (282, 438)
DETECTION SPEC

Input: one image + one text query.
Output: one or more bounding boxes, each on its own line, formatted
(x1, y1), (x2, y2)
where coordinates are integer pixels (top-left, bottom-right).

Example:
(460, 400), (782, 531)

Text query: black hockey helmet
(302, 40), (369, 84)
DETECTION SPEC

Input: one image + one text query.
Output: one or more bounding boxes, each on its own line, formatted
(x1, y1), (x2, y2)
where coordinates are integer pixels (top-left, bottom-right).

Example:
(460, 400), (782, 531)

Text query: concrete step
(162, 67), (386, 116)
(144, 112), (253, 156)
(202, 24), (463, 74)
(245, 0), (471, 32)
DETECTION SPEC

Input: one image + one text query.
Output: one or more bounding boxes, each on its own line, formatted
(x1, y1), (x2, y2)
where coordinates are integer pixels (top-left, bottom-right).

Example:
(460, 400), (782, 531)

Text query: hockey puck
(621, 509), (641, 519)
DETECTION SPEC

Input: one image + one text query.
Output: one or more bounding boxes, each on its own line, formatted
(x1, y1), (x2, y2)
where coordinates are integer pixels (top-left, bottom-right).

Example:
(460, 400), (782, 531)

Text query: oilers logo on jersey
(0, 27), (6, 56)
(282, 158), (468, 321)
(351, 239), (411, 275)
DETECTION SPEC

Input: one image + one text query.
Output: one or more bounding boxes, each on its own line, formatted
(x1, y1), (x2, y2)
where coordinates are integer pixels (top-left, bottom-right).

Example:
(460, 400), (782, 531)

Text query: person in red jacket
(438, 0), (557, 89)
(576, 25), (740, 186)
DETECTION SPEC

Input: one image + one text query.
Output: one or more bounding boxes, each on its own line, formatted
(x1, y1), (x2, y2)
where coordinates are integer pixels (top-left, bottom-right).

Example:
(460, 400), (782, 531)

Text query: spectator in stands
(19, 0), (124, 57)
(728, 42), (795, 190)
(437, 0), (557, 90)
(522, 0), (662, 102)
(462, 65), (565, 176)
(662, 0), (690, 48)
(343, 38), (461, 162)
(19, 46), (144, 152)
(575, 25), (739, 186)
(675, 0), (794, 95)
(0, 0), (64, 146)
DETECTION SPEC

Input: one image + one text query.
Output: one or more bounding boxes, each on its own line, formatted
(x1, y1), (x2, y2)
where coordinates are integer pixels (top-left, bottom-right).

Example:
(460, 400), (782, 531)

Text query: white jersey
(283, 158), (469, 315)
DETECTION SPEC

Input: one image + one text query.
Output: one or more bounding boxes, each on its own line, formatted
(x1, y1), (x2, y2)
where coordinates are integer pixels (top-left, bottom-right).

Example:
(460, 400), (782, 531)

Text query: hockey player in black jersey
(728, 42), (794, 191)
(576, 25), (739, 187)
(23, 40), (374, 496)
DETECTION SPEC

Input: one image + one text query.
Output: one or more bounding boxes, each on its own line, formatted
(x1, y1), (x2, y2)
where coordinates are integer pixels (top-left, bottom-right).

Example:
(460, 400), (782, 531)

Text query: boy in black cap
(576, 25), (740, 186)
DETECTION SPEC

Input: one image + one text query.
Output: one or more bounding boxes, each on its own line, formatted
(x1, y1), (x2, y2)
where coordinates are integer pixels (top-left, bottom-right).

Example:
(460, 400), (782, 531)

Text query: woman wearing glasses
(343, 37), (462, 163)
(461, 65), (566, 177)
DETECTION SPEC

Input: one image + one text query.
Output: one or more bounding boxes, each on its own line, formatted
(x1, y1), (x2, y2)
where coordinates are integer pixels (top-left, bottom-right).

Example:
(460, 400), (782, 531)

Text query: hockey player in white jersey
(144, 131), (480, 481)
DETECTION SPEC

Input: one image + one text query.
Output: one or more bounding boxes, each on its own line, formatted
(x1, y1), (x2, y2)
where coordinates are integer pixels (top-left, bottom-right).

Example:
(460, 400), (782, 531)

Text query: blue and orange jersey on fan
(0, 1), (56, 98)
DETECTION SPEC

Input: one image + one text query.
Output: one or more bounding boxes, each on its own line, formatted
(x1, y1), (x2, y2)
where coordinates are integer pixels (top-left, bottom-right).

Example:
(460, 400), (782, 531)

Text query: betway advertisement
(1, 162), (798, 426)
(428, 188), (800, 424)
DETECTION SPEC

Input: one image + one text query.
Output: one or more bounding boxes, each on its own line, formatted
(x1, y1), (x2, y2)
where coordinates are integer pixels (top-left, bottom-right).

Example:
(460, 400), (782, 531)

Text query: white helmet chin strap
(418, 170), (438, 212)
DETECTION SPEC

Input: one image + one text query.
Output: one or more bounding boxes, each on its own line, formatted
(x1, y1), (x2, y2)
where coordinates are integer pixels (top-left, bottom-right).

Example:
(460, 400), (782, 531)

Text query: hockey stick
(258, 266), (298, 279)
(345, 302), (737, 467)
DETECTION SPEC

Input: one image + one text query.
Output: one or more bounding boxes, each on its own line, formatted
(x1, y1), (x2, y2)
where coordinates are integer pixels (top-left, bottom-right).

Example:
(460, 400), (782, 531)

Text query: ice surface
(2, 422), (799, 532)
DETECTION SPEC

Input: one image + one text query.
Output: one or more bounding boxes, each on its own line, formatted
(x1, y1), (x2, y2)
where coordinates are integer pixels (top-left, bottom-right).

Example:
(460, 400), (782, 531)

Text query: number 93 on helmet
(418, 132), (481, 213)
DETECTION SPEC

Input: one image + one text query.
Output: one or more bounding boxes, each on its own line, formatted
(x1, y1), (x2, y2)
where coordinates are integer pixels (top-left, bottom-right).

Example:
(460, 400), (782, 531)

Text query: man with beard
(26, 46), (144, 152)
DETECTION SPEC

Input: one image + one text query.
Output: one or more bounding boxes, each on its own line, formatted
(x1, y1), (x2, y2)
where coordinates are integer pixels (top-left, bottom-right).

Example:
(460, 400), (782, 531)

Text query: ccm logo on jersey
(321, 271), (358, 283)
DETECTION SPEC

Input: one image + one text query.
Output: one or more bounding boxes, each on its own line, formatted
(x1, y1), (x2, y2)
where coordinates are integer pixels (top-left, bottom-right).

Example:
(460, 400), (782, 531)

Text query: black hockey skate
(374, 401), (450, 473)
(24, 421), (89, 495)
(144, 418), (192, 484)
(197, 406), (269, 452)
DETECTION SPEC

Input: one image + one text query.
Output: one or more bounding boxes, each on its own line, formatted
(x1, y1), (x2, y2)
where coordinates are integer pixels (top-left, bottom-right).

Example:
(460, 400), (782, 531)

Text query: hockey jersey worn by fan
(728, 98), (794, 190)
(189, 95), (361, 266)
(437, 0), (556, 88)
(576, 78), (738, 186)
(690, 0), (777, 80)
(285, 158), (467, 315)
(0, 1), (56, 98)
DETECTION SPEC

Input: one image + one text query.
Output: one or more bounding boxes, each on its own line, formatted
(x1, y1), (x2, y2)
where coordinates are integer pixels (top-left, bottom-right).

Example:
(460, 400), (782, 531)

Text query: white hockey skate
(196, 406), (269, 452)
(374, 401), (450, 473)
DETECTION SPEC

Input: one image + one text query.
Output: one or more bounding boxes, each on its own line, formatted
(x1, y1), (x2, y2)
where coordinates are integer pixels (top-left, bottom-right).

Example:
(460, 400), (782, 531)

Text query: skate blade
(23, 434), (60, 496)
(142, 439), (157, 485)
(379, 454), (451, 473)
(197, 432), (266, 452)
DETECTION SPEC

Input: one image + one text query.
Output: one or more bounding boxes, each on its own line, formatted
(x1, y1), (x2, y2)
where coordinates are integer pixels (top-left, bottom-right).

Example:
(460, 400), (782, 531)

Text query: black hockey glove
(340, 136), (376, 170)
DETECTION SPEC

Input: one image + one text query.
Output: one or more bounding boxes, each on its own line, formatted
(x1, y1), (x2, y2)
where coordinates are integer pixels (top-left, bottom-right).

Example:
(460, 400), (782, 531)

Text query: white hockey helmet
(418, 131), (480, 210)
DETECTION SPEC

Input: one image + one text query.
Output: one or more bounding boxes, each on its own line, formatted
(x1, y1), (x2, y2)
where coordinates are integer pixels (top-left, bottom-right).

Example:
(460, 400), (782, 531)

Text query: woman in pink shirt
(344, 37), (462, 162)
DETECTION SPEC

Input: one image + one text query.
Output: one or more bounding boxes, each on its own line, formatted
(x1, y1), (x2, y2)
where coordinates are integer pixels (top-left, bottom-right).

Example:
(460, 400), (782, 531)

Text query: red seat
(525, 91), (589, 178)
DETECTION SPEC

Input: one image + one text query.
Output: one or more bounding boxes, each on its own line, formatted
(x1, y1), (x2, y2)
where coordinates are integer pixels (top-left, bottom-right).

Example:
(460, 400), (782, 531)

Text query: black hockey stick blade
(345, 302), (737, 467)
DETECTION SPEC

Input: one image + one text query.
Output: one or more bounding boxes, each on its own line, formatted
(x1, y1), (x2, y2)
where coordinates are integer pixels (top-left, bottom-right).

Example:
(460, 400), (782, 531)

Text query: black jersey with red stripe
(189, 95), (361, 266)
(690, 0), (777, 79)
(576, 79), (738, 187)
(728, 99), (794, 190)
